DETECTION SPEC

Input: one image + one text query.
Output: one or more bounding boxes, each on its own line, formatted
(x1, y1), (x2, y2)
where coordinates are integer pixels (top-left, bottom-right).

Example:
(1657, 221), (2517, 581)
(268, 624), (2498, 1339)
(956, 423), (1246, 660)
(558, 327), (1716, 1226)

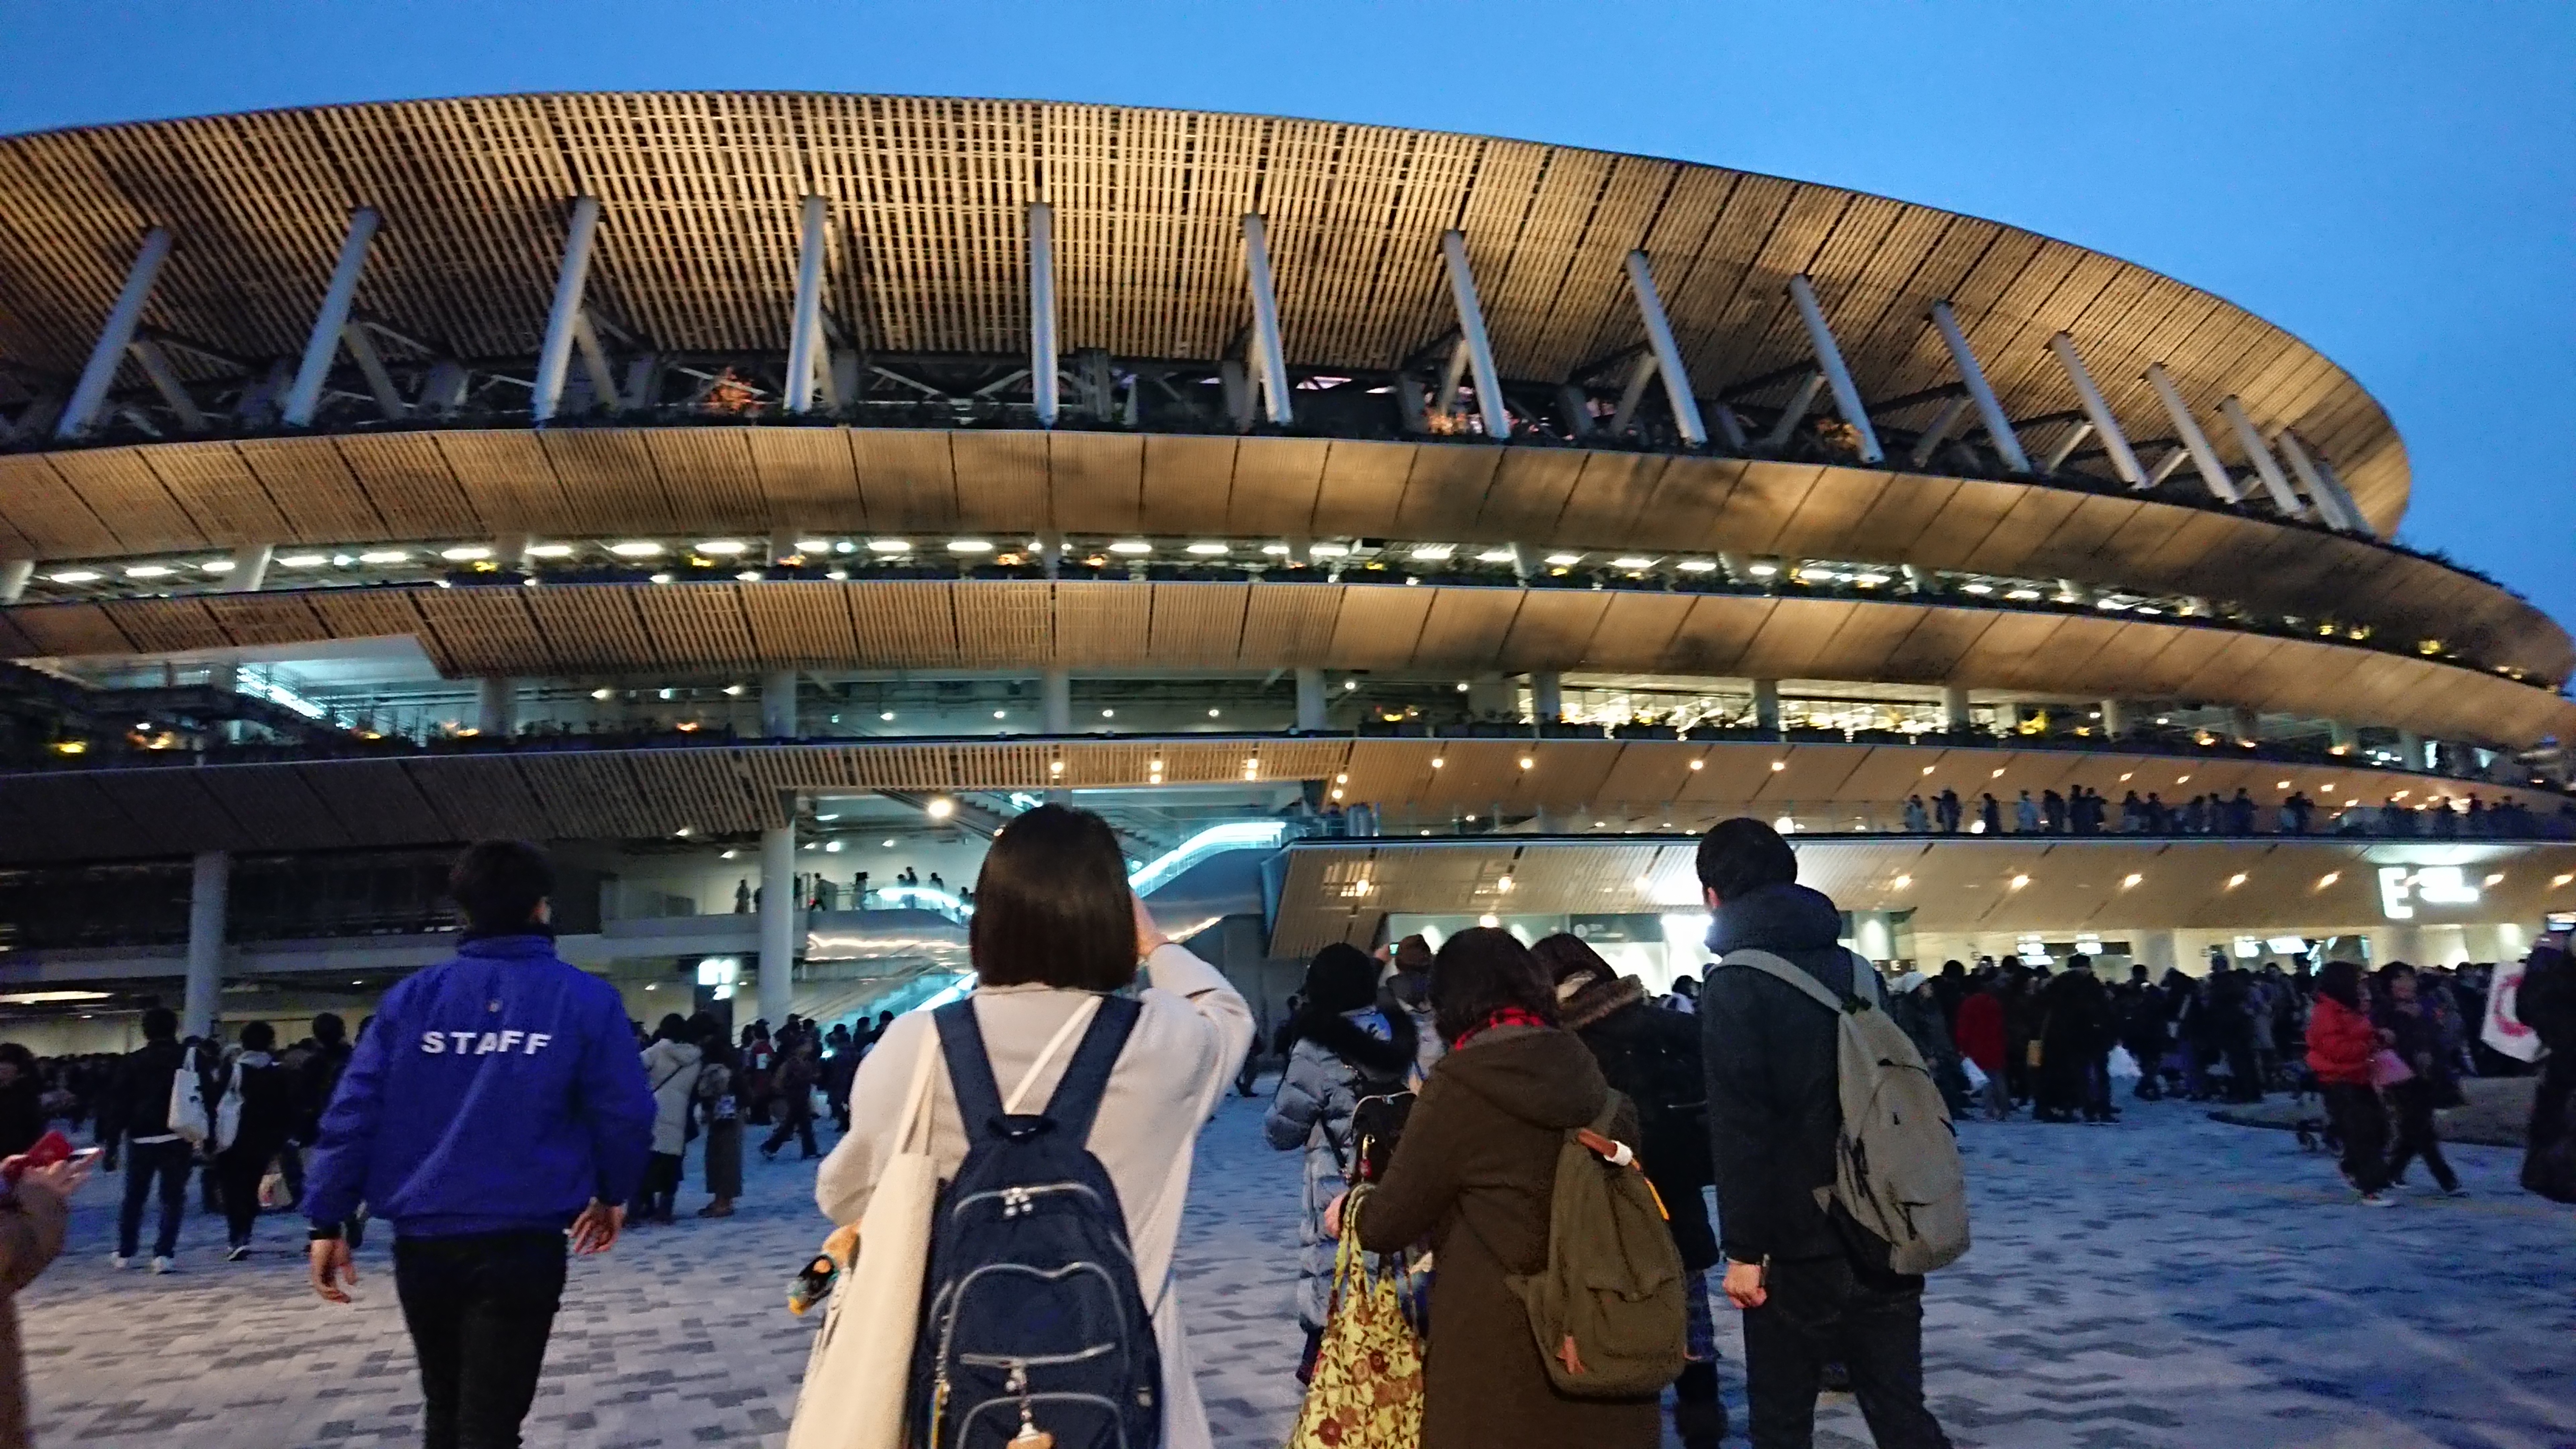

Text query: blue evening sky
(3, 1), (2569, 629)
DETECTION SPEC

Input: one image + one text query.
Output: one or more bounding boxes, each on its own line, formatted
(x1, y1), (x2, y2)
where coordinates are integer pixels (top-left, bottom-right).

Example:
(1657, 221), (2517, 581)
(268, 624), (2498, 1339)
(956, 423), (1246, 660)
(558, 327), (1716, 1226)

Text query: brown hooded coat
(1355, 1025), (1661, 1449)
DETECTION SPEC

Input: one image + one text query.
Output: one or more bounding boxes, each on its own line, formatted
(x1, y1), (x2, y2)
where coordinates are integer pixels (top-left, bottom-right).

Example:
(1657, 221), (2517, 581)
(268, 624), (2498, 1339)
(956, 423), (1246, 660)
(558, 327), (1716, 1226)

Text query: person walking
(305, 840), (657, 1449)
(2375, 964), (2464, 1195)
(1886, 971), (1972, 1116)
(635, 1014), (703, 1224)
(213, 1022), (297, 1260)
(1535, 933), (1727, 1449)
(759, 1036), (821, 1161)
(1263, 942), (1420, 1380)
(1340, 927), (1662, 1449)
(815, 804), (1254, 1449)
(1695, 818), (1954, 1449)
(2306, 959), (2394, 1207)
(690, 1017), (742, 1218)
(109, 1006), (190, 1272)
(1952, 976), (2010, 1120)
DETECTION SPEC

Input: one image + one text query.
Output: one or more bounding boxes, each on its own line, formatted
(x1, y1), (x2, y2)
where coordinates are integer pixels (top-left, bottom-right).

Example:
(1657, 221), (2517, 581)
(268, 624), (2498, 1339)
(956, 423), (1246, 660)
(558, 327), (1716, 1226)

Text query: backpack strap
(932, 1000), (1009, 1140)
(1040, 994), (1141, 1143)
(1721, 947), (1869, 1015)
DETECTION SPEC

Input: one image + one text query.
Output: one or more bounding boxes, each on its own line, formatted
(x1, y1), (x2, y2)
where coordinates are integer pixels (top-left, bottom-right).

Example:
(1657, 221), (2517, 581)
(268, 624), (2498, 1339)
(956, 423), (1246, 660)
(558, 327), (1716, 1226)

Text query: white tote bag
(788, 1036), (942, 1449)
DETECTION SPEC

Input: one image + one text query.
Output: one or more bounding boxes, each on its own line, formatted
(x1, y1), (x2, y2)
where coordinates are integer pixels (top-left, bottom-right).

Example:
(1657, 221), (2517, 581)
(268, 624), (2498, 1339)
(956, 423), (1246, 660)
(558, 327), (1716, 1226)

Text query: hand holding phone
(0, 1130), (73, 1185)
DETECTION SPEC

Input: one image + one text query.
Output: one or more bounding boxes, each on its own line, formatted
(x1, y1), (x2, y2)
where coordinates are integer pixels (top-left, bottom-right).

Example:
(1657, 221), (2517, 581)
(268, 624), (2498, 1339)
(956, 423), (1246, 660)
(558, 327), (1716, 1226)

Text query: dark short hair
(449, 840), (555, 935)
(1529, 932), (1613, 988)
(140, 1007), (177, 1041)
(1300, 944), (1380, 1016)
(1430, 927), (1560, 1044)
(311, 1011), (346, 1045)
(240, 1020), (276, 1052)
(1392, 934), (1433, 974)
(969, 804), (1137, 991)
(1695, 817), (1798, 901)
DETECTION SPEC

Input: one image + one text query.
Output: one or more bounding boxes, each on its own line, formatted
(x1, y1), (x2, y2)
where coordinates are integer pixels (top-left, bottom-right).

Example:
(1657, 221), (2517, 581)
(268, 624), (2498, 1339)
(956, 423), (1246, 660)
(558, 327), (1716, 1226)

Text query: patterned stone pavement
(16, 1091), (2576, 1447)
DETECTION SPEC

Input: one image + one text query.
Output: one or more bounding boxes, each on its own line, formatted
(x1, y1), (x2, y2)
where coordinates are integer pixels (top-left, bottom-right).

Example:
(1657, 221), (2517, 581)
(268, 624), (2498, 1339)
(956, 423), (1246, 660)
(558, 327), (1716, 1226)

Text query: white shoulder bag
(788, 998), (1099, 1449)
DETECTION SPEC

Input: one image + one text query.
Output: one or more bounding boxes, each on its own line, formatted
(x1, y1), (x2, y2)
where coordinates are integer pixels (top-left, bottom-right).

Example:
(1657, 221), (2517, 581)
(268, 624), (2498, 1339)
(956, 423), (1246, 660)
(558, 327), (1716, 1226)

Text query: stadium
(0, 92), (2568, 1044)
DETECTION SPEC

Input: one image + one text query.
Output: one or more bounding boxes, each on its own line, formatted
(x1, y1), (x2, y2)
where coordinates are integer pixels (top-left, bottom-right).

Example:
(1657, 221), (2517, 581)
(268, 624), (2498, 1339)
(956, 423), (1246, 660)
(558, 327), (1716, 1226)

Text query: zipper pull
(1005, 1363), (1054, 1449)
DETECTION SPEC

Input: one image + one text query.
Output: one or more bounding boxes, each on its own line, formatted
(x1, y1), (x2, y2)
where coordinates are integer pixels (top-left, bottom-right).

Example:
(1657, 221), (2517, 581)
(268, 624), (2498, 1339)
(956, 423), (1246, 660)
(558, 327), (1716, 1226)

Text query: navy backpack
(911, 995), (1163, 1449)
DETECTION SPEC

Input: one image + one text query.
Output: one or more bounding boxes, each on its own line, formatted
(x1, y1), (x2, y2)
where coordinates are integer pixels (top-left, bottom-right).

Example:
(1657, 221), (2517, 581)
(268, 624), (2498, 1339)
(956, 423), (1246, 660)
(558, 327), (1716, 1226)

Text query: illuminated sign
(2377, 866), (2480, 920)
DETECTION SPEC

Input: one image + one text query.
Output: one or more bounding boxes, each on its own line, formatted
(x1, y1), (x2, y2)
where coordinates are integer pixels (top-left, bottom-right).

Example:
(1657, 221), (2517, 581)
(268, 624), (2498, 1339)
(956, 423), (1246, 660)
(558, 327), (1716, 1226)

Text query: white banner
(2481, 960), (2546, 1064)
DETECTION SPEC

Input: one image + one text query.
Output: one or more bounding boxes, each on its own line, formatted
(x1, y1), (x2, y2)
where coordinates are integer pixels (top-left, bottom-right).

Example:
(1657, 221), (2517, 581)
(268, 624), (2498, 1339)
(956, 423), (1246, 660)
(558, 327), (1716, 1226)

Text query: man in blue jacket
(305, 840), (655, 1449)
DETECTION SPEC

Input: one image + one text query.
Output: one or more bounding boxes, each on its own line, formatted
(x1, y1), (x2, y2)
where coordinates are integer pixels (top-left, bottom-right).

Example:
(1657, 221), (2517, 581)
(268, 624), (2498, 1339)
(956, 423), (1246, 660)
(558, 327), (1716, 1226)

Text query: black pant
(2384, 1079), (2458, 1192)
(637, 1152), (682, 1221)
(762, 1104), (816, 1158)
(395, 1231), (567, 1449)
(117, 1138), (190, 1259)
(1741, 1254), (1952, 1449)
(213, 1145), (269, 1247)
(2321, 1083), (2391, 1193)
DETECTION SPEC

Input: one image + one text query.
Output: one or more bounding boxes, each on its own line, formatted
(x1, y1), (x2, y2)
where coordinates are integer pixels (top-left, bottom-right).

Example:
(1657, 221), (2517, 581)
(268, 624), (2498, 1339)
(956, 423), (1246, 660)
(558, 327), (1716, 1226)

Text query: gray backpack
(1723, 949), (1970, 1274)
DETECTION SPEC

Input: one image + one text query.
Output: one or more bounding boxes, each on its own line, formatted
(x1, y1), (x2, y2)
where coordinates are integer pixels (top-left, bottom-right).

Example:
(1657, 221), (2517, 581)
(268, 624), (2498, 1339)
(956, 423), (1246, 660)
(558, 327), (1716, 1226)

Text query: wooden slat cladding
(18, 429), (2540, 680)
(8, 573), (2570, 746)
(0, 94), (2404, 526)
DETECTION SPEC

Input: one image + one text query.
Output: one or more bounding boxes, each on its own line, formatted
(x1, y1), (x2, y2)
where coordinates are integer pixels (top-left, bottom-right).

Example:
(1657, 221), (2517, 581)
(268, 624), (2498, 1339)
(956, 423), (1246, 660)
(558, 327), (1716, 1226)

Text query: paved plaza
(15, 1090), (2576, 1448)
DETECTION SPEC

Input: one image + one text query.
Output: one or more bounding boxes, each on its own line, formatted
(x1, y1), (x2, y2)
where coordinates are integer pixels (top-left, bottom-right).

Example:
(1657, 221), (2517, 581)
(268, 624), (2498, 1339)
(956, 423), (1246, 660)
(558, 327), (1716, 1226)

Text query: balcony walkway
(16, 1090), (2574, 1447)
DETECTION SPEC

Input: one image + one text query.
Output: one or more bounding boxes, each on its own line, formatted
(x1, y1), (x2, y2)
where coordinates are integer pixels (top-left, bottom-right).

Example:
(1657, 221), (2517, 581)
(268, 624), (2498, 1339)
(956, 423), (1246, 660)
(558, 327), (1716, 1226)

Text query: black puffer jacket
(1701, 881), (1855, 1266)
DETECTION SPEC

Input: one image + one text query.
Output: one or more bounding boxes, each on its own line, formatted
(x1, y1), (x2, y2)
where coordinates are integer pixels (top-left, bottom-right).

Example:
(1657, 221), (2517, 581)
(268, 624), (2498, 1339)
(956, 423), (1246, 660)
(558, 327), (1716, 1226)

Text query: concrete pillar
(227, 543), (273, 593)
(183, 849), (228, 1040)
(2230, 706), (2261, 745)
(761, 669), (798, 739)
(0, 560), (34, 605)
(1531, 670), (1564, 725)
(1041, 668), (1073, 734)
(2100, 698), (2130, 739)
(758, 822), (798, 1025)
(1940, 684), (1973, 733)
(2329, 719), (2358, 753)
(1751, 679), (1781, 732)
(475, 677), (517, 738)
(1294, 667), (1328, 732)
(2398, 731), (2426, 771)
(2135, 929), (2180, 978)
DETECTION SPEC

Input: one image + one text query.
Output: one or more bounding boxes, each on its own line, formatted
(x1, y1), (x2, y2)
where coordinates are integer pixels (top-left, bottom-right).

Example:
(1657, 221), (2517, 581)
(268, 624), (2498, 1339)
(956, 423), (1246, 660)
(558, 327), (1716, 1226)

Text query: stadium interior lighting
(608, 541), (663, 558)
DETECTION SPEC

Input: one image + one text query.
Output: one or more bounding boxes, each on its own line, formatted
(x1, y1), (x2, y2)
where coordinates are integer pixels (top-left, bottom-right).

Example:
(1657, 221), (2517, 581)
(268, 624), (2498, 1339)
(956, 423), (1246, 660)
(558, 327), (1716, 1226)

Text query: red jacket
(2305, 995), (2377, 1085)
(1954, 992), (2005, 1074)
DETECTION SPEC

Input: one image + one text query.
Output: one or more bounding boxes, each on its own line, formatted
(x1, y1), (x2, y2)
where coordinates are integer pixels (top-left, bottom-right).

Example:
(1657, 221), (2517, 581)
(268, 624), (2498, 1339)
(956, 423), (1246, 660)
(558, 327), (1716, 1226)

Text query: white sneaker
(2358, 1191), (2395, 1208)
(109, 1254), (129, 1269)
(225, 1244), (250, 1262)
(150, 1256), (171, 1273)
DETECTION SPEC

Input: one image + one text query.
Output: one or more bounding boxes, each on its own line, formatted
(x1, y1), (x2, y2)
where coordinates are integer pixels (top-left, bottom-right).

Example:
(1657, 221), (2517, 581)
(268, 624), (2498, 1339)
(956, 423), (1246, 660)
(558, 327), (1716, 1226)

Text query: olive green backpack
(1502, 1091), (1690, 1399)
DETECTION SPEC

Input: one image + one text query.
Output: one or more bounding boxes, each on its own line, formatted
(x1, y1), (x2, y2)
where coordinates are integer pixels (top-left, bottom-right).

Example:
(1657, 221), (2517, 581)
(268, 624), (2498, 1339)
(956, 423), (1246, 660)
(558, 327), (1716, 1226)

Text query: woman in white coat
(635, 1014), (703, 1224)
(816, 804), (1254, 1449)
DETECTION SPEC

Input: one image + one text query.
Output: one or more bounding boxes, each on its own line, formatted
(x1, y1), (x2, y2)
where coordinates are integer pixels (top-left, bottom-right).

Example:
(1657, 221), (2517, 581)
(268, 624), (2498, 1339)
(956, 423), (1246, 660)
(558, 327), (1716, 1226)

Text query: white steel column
(2100, 698), (2131, 738)
(761, 669), (798, 739)
(1929, 301), (2030, 473)
(1906, 395), (1972, 470)
(783, 195), (830, 414)
(183, 849), (228, 1040)
(758, 822), (798, 1025)
(2217, 395), (2306, 516)
(1029, 202), (1060, 427)
(1438, 230), (1511, 439)
(1760, 373), (1826, 452)
(1940, 684), (1973, 733)
(227, 543), (272, 593)
(1294, 667), (1328, 732)
(283, 207), (382, 427)
(1041, 667), (1073, 734)
(2143, 363), (2238, 503)
(58, 227), (174, 439)
(0, 561), (31, 606)
(1624, 251), (1707, 446)
(2047, 333), (2146, 487)
(1242, 214), (1295, 427)
(531, 196), (604, 424)
(2275, 430), (2357, 531)
(127, 338), (209, 432)
(1786, 275), (1882, 463)
(2308, 450), (2375, 539)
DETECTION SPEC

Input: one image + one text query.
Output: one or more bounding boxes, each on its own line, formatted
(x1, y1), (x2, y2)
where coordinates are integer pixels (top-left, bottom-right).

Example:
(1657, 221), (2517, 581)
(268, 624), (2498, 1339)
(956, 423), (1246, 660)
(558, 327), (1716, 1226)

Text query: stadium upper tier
(0, 94), (2561, 703)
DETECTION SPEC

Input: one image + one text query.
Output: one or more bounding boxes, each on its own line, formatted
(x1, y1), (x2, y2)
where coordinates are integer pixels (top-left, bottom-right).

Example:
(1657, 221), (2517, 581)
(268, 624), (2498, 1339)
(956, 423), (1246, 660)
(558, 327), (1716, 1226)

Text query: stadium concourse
(13, 1092), (2572, 1449)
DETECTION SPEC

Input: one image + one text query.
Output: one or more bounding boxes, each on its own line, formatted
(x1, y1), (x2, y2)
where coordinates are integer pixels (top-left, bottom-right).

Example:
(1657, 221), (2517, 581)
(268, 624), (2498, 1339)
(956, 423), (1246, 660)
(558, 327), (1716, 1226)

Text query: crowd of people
(0, 820), (2562, 1449)
(1899, 783), (2559, 838)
